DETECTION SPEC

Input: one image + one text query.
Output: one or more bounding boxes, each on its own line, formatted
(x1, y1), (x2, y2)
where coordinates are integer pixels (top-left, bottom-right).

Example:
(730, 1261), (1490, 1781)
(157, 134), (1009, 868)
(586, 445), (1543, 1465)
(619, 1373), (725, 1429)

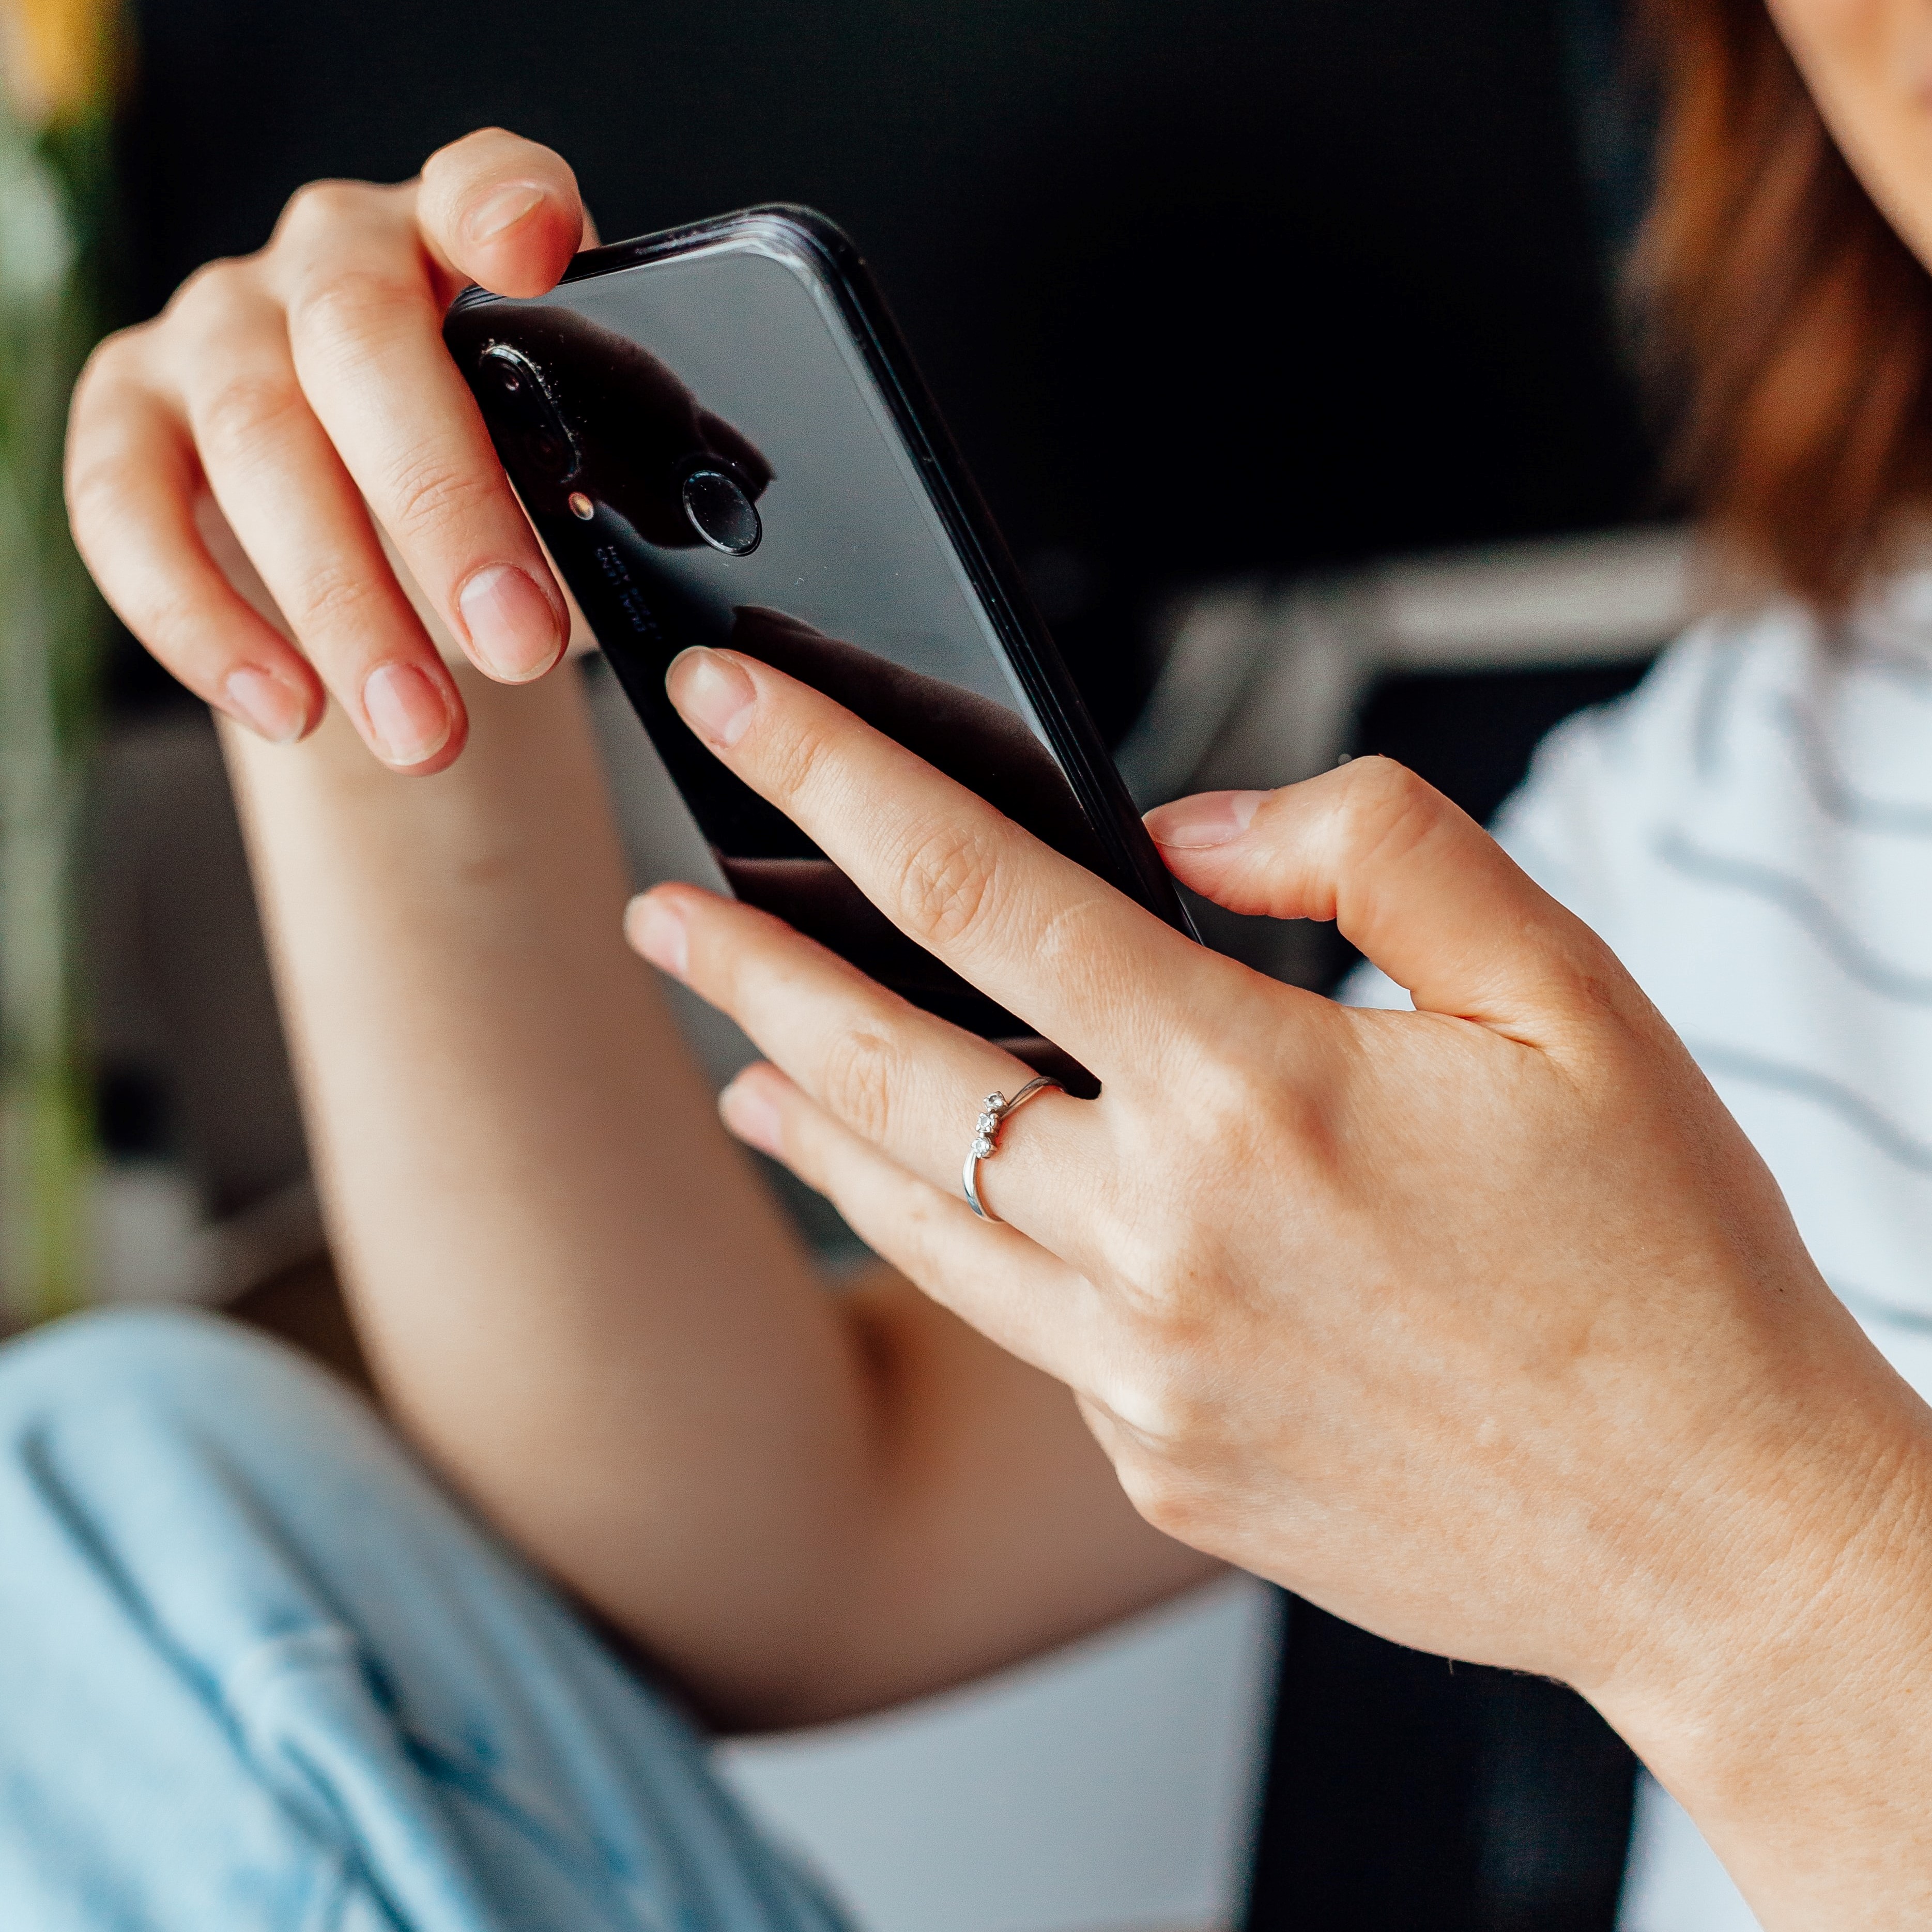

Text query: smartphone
(446, 207), (1194, 1078)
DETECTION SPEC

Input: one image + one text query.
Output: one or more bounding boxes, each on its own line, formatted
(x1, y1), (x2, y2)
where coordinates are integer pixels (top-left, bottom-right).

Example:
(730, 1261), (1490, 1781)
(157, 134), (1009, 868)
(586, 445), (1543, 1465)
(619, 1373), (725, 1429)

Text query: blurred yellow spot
(0, 0), (120, 129)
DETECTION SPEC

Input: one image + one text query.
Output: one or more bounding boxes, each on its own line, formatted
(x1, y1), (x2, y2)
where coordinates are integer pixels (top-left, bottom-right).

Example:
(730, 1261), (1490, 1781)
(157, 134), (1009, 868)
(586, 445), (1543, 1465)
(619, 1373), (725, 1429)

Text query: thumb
(416, 127), (592, 301)
(1144, 758), (1609, 1030)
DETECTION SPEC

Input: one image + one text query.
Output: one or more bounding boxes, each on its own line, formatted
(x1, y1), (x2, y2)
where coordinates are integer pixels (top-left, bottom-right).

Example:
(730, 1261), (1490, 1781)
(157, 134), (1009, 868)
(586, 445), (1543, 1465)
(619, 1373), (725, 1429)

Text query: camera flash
(568, 492), (594, 520)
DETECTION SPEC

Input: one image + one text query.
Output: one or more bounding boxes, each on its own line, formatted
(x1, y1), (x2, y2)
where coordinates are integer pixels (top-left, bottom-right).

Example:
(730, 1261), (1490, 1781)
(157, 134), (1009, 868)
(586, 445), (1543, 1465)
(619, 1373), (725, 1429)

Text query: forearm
(225, 662), (883, 1716)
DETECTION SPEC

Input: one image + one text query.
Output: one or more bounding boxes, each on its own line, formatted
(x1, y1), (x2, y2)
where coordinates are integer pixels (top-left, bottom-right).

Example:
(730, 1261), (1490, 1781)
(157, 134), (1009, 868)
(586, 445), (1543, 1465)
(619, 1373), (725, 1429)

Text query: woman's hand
(66, 129), (590, 772)
(626, 644), (1932, 1924)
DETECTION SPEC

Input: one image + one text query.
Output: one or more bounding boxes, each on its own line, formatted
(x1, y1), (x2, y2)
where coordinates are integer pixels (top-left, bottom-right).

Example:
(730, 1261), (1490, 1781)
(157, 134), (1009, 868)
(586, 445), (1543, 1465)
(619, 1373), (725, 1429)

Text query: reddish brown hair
(1637, 0), (1932, 607)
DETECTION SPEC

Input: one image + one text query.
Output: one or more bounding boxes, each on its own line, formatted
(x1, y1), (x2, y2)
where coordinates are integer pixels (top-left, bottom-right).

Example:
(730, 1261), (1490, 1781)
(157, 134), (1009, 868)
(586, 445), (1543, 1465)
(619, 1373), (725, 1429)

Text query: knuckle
(1091, 1211), (1186, 1312)
(1531, 918), (1646, 1031)
(1118, 1051), (1319, 1228)
(378, 444), (496, 545)
(424, 125), (519, 175)
(191, 369), (308, 462)
(64, 443), (127, 548)
(283, 551), (386, 633)
(899, 820), (1003, 948)
(1547, 951), (1628, 1025)
(1173, 1045), (1273, 1137)
(127, 580), (212, 659)
(758, 708), (839, 806)
(1120, 1459), (1195, 1539)
(72, 326), (140, 402)
(165, 257), (260, 338)
(819, 1023), (905, 1147)
(1332, 755), (1445, 871)
(275, 177), (375, 245)
(1085, 1177), (1212, 1320)
(286, 265), (428, 366)
(1213, 1055), (1333, 1177)
(65, 355), (146, 526)
(887, 1182), (961, 1282)
(1108, 1422), (1217, 1541)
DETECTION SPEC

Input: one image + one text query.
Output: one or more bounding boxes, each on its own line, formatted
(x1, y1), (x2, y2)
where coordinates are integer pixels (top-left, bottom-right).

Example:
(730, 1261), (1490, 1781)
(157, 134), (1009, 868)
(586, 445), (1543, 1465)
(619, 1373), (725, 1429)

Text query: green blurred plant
(1, 0), (121, 1324)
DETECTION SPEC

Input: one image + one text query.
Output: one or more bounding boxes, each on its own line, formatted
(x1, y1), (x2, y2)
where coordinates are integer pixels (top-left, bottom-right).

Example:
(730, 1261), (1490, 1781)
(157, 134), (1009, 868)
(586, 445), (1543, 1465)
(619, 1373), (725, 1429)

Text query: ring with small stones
(961, 1075), (1064, 1222)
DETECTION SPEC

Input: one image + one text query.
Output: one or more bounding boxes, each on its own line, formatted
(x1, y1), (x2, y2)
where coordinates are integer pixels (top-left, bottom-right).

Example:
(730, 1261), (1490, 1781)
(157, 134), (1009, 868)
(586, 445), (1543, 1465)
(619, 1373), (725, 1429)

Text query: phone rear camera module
(481, 341), (537, 395)
(682, 468), (762, 556)
(479, 342), (581, 484)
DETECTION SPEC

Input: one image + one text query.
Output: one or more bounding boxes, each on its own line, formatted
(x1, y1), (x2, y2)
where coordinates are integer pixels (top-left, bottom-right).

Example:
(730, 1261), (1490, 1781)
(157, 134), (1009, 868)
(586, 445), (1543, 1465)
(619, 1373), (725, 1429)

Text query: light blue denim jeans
(0, 1307), (855, 1932)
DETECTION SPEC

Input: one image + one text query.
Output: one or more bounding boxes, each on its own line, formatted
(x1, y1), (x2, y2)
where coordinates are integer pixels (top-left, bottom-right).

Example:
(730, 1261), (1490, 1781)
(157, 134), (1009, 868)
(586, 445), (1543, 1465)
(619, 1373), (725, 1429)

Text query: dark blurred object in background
(1252, 1602), (1637, 1931)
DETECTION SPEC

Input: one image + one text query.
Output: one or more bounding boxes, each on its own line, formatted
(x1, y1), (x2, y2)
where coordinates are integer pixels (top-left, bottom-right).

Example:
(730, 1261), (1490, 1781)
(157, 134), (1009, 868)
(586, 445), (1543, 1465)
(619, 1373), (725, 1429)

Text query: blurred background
(1, 1), (1695, 1925)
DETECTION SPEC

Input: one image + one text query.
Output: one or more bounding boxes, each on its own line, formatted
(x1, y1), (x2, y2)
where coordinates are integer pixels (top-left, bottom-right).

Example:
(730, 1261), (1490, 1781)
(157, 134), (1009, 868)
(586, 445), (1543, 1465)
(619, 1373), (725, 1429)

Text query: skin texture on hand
(631, 645), (1932, 1928)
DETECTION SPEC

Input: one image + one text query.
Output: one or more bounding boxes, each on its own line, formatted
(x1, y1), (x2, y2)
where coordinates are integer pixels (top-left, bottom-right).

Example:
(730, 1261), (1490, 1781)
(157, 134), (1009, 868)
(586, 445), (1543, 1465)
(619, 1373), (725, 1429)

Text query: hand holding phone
(67, 129), (1187, 1069)
(67, 129), (599, 771)
(444, 208), (1193, 1063)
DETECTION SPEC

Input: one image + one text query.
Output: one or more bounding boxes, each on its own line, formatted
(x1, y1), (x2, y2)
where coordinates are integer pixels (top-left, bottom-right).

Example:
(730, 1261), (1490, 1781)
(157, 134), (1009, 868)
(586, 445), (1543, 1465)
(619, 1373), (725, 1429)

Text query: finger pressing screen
(660, 646), (1222, 1082)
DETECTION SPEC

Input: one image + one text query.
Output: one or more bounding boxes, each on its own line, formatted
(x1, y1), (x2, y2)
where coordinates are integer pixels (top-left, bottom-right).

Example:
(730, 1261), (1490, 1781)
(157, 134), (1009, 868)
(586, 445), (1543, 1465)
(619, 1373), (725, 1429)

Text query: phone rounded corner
(736, 205), (863, 271)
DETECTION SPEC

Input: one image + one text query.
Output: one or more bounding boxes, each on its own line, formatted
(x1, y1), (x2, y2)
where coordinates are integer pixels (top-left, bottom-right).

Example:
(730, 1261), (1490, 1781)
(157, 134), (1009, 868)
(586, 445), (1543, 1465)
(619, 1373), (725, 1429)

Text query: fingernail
(625, 894), (688, 977)
(665, 648), (756, 748)
(361, 663), (453, 766)
(223, 666), (309, 745)
(720, 1075), (783, 1157)
(1144, 790), (1265, 849)
(458, 564), (563, 681)
(465, 182), (546, 243)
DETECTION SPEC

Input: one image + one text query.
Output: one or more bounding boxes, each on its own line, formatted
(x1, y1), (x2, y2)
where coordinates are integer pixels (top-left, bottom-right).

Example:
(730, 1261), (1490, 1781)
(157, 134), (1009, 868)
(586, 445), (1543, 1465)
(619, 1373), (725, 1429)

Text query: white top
(1345, 580), (1932, 1929)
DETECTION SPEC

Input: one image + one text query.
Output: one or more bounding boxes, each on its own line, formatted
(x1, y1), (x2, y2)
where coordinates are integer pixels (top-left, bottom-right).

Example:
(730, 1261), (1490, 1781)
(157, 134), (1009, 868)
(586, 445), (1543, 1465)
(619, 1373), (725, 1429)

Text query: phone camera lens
(480, 342), (580, 483)
(682, 468), (761, 556)
(482, 343), (533, 393)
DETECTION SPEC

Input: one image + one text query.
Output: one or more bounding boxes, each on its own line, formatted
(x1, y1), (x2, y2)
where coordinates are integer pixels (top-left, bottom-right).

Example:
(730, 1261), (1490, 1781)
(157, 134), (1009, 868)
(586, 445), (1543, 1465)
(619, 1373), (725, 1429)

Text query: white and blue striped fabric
(1345, 579), (1932, 1930)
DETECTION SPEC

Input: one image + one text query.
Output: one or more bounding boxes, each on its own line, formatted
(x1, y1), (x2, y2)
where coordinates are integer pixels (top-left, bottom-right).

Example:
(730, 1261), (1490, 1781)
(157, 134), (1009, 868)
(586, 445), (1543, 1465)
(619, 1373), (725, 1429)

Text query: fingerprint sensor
(682, 469), (762, 556)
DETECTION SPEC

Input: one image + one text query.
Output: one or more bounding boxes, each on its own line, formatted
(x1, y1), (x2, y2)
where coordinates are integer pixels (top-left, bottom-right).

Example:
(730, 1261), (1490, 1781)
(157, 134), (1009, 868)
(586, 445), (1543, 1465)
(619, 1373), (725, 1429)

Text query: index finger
(662, 645), (1219, 1076)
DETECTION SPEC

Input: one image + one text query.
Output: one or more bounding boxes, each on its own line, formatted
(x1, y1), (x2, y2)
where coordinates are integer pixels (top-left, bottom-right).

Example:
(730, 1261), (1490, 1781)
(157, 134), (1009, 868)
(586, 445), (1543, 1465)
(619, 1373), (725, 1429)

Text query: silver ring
(962, 1075), (1063, 1222)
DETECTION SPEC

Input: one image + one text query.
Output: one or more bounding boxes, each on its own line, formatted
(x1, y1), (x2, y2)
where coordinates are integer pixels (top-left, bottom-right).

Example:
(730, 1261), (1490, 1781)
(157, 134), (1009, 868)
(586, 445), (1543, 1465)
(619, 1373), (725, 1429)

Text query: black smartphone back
(446, 208), (1191, 1057)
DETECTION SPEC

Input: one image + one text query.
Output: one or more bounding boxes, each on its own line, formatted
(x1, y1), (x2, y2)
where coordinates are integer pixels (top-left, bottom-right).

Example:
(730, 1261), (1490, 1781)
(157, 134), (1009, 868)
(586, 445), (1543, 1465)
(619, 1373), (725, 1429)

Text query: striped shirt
(1347, 581), (1932, 1929)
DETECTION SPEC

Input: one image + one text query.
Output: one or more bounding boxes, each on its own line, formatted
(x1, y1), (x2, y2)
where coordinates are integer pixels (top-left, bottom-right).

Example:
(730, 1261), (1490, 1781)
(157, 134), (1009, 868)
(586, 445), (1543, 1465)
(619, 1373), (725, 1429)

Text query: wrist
(1588, 1376), (1932, 1925)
